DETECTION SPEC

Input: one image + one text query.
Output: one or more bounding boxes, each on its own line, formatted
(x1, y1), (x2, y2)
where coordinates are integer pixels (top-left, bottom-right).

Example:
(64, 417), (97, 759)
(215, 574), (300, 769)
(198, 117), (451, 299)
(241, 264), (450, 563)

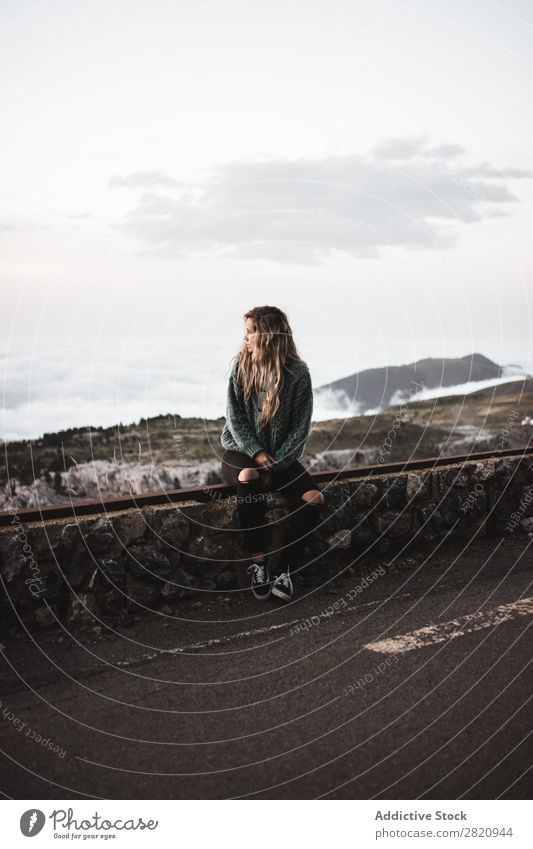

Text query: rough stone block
(124, 546), (173, 583)
(184, 534), (230, 565)
(204, 499), (242, 531)
(0, 534), (24, 583)
(327, 529), (352, 550)
(215, 568), (239, 590)
(64, 547), (99, 589)
(125, 575), (161, 607)
(382, 477), (407, 509)
(521, 517), (533, 533)
(84, 517), (120, 556)
(161, 568), (198, 600)
(153, 508), (190, 547)
(444, 466), (475, 490)
(406, 471), (431, 502)
(439, 491), (467, 526)
(519, 484), (533, 517)
(68, 591), (98, 626)
(348, 512), (376, 549)
(493, 458), (524, 487)
(373, 510), (414, 539)
(114, 511), (149, 546)
(473, 459), (497, 482)
(351, 482), (379, 510)
(319, 485), (357, 532)
(414, 503), (444, 537)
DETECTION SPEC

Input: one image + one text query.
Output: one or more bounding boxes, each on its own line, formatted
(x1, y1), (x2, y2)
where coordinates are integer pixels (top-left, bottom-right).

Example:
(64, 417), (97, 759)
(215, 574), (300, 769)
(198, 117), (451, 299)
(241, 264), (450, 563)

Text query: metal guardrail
(1, 446), (532, 528)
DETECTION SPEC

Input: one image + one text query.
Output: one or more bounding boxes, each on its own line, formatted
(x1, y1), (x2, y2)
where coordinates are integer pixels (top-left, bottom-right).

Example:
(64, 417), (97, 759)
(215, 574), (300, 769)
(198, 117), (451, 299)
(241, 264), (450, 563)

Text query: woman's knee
(238, 467), (260, 483)
(301, 488), (324, 506)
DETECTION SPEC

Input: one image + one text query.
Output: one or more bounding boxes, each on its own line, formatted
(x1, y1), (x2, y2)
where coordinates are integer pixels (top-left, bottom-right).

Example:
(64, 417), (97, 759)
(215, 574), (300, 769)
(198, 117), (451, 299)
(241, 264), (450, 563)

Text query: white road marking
(113, 597), (392, 667)
(365, 596), (533, 655)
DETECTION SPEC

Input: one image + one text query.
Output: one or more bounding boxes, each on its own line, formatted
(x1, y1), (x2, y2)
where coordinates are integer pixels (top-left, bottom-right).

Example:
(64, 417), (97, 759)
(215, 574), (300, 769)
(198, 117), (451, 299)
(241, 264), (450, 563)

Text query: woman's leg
(221, 450), (270, 560)
(274, 462), (324, 569)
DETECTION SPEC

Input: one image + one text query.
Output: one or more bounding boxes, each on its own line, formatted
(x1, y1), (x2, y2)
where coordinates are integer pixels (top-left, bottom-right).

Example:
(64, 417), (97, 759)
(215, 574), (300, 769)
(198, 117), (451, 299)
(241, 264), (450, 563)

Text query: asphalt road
(1, 534), (532, 799)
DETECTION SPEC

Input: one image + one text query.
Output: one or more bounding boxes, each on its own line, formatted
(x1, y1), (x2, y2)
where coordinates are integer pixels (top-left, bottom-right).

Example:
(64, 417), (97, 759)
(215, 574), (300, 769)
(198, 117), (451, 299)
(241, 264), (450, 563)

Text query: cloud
(1, 337), (233, 441)
(110, 139), (533, 263)
(108, 170), (181, 189)
(423, 143), (466, 159)
(371, 137), (423, 159)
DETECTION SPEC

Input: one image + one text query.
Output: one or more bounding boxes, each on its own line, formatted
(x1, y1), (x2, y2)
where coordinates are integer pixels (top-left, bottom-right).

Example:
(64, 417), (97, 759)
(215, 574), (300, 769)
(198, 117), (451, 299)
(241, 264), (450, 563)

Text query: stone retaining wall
(1, 455), (532, 633)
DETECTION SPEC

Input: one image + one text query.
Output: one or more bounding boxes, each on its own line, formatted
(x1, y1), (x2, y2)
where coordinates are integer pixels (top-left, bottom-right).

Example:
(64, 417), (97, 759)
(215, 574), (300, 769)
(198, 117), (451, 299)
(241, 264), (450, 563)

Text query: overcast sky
(2, 0), (533, 438)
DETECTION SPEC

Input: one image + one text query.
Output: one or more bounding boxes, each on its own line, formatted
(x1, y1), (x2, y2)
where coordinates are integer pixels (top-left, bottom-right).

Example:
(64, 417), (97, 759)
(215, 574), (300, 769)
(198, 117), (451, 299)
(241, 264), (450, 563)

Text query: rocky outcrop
(0, 450), (379, 511)
(0, 458), (223, 511)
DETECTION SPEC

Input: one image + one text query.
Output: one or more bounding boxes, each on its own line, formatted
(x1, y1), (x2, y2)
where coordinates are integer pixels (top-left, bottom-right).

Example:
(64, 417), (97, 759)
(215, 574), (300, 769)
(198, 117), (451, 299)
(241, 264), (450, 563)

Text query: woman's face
(244, 318), (258, 352)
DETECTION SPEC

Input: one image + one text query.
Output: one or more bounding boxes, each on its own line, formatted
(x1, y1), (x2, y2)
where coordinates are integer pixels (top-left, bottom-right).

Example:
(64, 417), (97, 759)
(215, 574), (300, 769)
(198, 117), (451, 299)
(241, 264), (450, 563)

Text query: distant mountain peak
(316, 352), (504, 414)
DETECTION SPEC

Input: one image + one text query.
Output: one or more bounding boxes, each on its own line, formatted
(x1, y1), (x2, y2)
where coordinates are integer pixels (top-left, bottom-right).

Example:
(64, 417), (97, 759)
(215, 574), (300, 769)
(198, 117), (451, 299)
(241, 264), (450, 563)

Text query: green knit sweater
(220, 356), (314, 470)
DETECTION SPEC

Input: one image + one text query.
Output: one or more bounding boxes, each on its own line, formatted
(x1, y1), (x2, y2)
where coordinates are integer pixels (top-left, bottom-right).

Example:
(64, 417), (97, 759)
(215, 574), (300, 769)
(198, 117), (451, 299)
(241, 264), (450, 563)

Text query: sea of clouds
(1, 335), (530, 442)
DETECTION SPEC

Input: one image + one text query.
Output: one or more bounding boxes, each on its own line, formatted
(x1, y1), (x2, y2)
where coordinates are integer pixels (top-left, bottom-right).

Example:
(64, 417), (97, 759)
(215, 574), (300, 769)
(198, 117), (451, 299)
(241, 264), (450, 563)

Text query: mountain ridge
(315, 352), (528, 413)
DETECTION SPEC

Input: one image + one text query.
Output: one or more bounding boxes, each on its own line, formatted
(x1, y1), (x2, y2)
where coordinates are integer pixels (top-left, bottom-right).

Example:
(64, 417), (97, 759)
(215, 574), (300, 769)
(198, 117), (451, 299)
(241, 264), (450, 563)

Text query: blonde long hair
(234, 306), (307, 426)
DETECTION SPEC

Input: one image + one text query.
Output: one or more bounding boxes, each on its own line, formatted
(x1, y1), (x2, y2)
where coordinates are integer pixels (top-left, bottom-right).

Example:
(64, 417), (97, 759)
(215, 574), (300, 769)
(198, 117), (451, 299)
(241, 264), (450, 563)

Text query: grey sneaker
(247, 558), (271, 600)
(271, 564), (294, 601)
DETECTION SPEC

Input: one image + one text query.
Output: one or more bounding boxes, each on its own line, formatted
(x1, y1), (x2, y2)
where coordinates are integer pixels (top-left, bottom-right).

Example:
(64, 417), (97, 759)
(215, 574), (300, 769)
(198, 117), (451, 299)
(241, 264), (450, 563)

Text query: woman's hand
(253, 450), (277, 490)
(253, 450), (277, 469)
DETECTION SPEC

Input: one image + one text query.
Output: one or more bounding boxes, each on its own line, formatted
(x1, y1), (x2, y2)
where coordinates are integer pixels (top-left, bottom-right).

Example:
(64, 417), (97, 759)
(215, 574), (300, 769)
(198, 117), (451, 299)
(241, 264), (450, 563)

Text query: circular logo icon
(20, 810), (46, 837)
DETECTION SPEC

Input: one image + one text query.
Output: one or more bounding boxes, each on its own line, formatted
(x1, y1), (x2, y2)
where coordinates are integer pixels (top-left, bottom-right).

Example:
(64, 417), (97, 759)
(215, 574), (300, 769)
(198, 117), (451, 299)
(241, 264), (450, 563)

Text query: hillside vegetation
(2, 379), (532, 492)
